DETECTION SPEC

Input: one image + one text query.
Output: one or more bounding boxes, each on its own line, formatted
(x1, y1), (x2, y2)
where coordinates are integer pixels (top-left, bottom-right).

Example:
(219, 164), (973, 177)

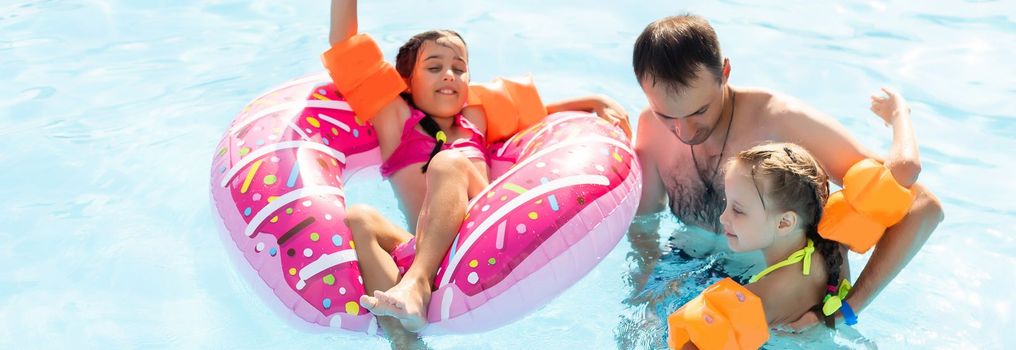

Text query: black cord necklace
(690, 88), (735, 200)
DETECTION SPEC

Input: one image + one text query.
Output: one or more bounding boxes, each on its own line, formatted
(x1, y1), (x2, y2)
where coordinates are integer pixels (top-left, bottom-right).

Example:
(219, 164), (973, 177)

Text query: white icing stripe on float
(440, 287), (454, 321)
(251, 73), (329, 102)
(467, 136), (633, 209)
(516, 114), (599, 156)
(367, 317), (379, 335)
(496, 113), (595, 157)
(284, 119), (312, 140)
(220, 141), (347, 188)
(495, 137), (519, 158)
(441, 174), (610, 287)
(230, 100), (352, 135)
(231, 102), (301, 134)
(244, 186), (345, 237)
(317, 113), (352, 132)
(296, 249), (357, 290)
(495, 221), (507, 250)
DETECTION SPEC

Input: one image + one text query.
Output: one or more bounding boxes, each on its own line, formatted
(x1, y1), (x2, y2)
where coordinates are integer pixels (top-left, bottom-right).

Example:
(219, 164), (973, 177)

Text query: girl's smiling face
(718, 160), (778, 252)
(408, 37), (469, 118)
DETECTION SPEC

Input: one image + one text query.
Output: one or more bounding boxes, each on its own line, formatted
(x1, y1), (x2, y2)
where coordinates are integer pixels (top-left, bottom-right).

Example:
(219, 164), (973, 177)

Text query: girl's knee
(426, 150), (470, 179)
(345, 204), (380, 230)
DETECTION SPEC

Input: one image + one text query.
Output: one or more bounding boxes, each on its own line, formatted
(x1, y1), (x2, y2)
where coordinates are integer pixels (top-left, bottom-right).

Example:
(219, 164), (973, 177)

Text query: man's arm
(770, 93), (878, 184)
(621, 109), (669, 295)
(771, 93), (945, 328)
(634, 108), (667, 216)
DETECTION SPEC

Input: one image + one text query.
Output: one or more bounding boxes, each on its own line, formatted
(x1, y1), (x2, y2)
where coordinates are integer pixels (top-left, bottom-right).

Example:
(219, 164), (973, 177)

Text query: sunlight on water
(1, 0), (1012, 348)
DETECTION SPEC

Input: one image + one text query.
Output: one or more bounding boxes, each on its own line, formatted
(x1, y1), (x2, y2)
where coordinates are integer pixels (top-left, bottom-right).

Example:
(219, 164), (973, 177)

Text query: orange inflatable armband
(818, 159), (916, 253)
(467, 76), (547, 143)
(668, 278), (769, 350)
(321, 33), (407, 122)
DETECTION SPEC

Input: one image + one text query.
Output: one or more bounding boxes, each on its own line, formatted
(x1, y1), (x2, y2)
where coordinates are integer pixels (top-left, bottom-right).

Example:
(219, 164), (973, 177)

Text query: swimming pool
(1, 0), (1012, 348)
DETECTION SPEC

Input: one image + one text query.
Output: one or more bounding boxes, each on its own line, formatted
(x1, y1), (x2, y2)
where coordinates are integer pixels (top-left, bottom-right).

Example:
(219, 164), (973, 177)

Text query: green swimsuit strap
(748, 239), (814, 284)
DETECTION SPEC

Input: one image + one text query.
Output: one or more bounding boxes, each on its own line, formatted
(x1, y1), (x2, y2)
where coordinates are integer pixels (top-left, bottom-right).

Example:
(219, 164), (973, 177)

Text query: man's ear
(721, 58), (731, 84)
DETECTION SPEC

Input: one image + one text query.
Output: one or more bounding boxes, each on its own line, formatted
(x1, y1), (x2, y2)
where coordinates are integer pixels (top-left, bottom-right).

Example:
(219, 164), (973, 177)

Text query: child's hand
(871, 86), (922, 186)
(870, 87), (910, 126)
(591, 95), (632, 138)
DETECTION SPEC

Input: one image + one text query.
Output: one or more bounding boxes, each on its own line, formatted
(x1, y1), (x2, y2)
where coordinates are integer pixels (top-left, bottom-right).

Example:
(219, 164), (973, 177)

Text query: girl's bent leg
(361, 150), (488, 332)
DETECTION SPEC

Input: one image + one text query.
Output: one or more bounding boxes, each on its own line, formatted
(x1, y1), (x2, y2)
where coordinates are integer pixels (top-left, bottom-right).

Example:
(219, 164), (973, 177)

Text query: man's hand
(784, 310), (821, 333)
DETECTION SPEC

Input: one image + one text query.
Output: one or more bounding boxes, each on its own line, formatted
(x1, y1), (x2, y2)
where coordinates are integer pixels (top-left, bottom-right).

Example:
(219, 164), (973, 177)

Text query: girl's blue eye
(453, 68), (465, 74)
(427, 67), (440, 73)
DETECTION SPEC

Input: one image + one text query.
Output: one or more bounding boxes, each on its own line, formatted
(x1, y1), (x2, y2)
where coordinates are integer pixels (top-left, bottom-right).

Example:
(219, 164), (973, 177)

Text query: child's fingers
(871, 96), (887, 108)
(609, 110), (624, 123)
(613, 114), (633, 138)
(881, 86), (901, 99)
(600, 108), (624, 126)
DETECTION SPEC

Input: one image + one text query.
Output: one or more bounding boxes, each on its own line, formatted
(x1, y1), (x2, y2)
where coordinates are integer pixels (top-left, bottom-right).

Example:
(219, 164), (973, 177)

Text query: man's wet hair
(633, 14), (724, 93)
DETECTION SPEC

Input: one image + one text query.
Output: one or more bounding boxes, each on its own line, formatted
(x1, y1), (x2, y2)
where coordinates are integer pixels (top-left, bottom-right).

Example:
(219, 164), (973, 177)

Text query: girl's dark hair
(732, 142), (844, 328)
(393, 30), (467, 173)
(395, 30), (466, 80)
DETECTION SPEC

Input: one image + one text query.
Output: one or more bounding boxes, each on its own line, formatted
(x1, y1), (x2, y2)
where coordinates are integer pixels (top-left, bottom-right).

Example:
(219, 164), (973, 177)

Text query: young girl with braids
(723, 87), (921, 326)
(719, 142), (844, 326)
(323, 0), (630, 337)
(668, 89), (921, 349)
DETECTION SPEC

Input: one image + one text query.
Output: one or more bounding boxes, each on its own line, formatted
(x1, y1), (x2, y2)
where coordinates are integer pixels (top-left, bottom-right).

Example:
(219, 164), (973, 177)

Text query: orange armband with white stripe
(467, 75), (547, 144)
(668, 278), (769, 350)
(818, 159), (916, 253)
(321, 33), (407, 122)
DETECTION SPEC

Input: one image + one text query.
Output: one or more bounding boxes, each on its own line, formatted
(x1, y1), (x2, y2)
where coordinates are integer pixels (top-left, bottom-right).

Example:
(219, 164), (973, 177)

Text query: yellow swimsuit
(748, 238), (856, 324)
(749, 239), (815, 283)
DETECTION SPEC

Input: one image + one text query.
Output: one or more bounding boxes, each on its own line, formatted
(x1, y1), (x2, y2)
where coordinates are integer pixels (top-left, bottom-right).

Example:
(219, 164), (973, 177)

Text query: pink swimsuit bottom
(379, 108), (489, 179)
(390, 239), (417, 276)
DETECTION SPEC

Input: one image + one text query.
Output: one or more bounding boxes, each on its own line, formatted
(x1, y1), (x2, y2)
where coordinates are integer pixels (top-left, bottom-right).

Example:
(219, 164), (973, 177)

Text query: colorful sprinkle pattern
(434, 113), (635, 296)
(210, 75), (640, 335)
(211, 76), (378, 331)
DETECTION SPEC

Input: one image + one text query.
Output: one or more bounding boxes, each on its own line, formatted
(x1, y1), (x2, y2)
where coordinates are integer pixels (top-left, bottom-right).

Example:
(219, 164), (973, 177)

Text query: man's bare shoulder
(737, 88), (810, 122)
(635, 107), (670, 156)
(737, 88), (840, 141)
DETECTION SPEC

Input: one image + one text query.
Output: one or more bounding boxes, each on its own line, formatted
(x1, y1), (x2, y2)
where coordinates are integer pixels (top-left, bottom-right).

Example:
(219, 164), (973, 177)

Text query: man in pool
(627, 14), (944, 330)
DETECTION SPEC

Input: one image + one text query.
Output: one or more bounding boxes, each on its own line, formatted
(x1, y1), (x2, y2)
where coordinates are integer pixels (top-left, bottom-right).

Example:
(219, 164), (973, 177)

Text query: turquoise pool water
(2, 0), (1013, 348)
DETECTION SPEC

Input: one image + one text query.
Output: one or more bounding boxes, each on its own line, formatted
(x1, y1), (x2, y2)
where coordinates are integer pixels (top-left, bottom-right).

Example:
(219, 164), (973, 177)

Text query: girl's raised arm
(329, 0), (357, 46)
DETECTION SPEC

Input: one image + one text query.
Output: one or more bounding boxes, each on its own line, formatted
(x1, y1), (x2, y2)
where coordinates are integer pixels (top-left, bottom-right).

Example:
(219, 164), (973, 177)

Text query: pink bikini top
(379, 108), (489, 179)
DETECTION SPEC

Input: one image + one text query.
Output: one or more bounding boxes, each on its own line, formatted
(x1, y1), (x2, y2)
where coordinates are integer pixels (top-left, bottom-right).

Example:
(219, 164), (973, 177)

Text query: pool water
(2, 0), (1013, 348)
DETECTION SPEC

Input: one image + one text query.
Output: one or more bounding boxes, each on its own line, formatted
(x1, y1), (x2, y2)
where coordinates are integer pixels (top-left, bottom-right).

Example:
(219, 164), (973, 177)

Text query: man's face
(641, 66), (725, 145)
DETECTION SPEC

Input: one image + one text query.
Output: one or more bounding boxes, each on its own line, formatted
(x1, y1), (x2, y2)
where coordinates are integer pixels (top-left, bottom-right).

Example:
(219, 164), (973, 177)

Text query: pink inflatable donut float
(210, 73), (641, 335)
